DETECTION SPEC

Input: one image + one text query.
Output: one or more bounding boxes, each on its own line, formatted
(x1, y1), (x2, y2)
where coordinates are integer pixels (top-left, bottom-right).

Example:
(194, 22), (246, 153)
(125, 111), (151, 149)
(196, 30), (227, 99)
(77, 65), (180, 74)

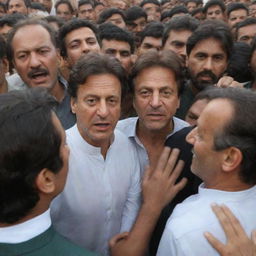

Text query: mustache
(196, 70), (218, 83)
(27, 68), (49, 79)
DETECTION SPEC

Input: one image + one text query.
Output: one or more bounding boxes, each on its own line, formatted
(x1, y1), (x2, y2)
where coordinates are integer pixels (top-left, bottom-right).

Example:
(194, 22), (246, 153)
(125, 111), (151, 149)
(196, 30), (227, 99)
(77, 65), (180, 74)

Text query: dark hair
(125, 6), (147, 23)
(6, 19), (57, 63)
(0, 13), (27, 28)
(0, 34), (6, 59)
(98, 7), (126, 24)
(251, 36), (256, 52)
(206, 87), (256, 185)
(169, 5), (189, 18)
(203, 0), (226, 14)
(78, 0), (94, 8)
(191, 7), (204, 16)
(99, 23), (135, 53)
(58, 19), (100, 58)
(186, 20), (233, 59)
(43, 15), (65, 29)
(162, 15), (199, 46)
(68, 52), (127, 99)
(140, 21), (164, 41)
(227, 42), (252, 82)
(6, 0), (31, 9)
(0, 88), (63, 224)
(30, 2), (47, 12)
(55, 0), (74, 13)
(227, 2), (248, 17)
(235, 17), (256, 39)
(140, 0), (160, 8)
(0, 2), (6, 13)
(130, 50), (183, 95)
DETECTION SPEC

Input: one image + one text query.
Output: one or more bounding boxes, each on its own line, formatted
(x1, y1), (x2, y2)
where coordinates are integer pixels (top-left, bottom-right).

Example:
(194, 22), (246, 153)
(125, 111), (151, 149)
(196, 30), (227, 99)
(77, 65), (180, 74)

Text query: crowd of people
(0, 0), (256, 255)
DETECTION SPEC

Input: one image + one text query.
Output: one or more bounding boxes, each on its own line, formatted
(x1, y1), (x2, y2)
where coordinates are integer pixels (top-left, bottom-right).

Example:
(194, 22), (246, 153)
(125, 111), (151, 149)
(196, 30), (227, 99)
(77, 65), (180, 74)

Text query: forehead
(134, 16), (146, 24)
(79, 3), (93, 9)
(134, 66), (178, 91)
(230, 8), (247, 15)
(207, 5), (222, 12)
(77, 73), (122, 96)
(108, 13), (123, 20)
(238, 24), (256, 36)
(102, 39), (131, 51)
(142, 36), (162, 45)
(65, 26), (97, 42)
(12, 24), (54, 49)
(190, 37), (226, 56)
(168, 29), (192, 41)
(9, 0), (25, 5)
(57, 3), (70, 10)
(198, 98), (233, 132)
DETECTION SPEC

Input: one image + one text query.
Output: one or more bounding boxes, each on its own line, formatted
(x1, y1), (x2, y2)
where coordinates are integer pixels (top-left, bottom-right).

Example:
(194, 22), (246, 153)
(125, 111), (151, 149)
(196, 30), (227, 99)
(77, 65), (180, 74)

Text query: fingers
(154, 147), (172, 174)
(109, 232), (129, 248)
(221, 204), (245, 237)
(142, 165), (152, 182)
(164, 148), (181, 177)
(211, 204), (235, 238)
(204, 231), (225, 253)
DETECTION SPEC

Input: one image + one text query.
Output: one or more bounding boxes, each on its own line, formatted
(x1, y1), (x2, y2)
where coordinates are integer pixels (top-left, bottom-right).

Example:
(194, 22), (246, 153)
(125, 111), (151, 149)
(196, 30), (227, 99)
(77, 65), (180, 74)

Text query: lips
(28, 69), (49, 84)
(94, 123), (111, 131)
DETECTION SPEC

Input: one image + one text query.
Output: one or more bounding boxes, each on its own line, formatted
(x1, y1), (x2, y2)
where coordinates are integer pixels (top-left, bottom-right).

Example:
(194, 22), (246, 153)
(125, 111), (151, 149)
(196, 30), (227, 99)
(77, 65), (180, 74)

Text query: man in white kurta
(51, 126), (141, 255)
(51, 53), (141, 256)
(157, 88), (256, 255)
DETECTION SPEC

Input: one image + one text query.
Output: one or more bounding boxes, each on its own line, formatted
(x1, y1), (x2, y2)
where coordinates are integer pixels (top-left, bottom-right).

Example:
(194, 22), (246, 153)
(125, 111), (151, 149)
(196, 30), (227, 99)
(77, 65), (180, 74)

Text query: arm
(204, 204), (256, 256)
(110, 147), (187, 256)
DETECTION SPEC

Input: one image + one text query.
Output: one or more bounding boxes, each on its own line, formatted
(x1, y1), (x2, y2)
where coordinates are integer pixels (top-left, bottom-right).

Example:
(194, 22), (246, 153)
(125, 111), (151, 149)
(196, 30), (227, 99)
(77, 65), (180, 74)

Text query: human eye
(17, 52), (27, 60)
(195, 53), (206, 60)
(139, 89), (151, 97)
(70, 41), (80, 49)
(87, 39), (96, 45)
(161, 89), (172, 97)
(213, 54), (224, 62)
(121, 51), (130, 57)
(172, 41), (184, 49)
(108, 97), (119, 105)
(85, 97), (97, 106)
(39, 48), (50, 55)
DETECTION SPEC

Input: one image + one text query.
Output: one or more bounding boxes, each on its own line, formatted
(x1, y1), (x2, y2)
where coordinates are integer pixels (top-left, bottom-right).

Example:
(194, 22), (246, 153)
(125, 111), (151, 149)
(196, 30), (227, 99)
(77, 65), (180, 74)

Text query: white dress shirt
(157, 184), (256, 256)
(116, 117), (189, 175)
(51, 125), (141, 256)
(0, 209), (51, 243)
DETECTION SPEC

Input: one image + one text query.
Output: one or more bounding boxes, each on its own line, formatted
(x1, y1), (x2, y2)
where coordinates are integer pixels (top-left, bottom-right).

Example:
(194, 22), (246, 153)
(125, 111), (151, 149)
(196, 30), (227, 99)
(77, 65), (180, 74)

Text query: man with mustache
(6, 18), (76, 129)
(176, 20), (235, 119)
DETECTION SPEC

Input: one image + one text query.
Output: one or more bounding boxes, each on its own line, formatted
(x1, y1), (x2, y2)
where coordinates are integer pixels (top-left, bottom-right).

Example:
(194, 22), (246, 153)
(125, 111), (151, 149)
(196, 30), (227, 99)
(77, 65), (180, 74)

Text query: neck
(50, 80), (65, 102)
(136, 120), (173, 145)
(0, 78), (8, 94)
(204, 173), (253, 191)
(0, 201), (50, 228)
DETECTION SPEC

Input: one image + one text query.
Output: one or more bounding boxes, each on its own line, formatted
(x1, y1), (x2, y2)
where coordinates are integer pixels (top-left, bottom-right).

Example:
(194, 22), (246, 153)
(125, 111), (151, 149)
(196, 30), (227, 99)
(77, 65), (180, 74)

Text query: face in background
(138, 36), (162, 56)
(185, 98), (208, 125)
(39, 0), (52, 13)
(237, 24), (256, 45)
(127, 16), (147, 34)
(71, 73), (121, 148)
(186, 1), (197, 13)
(105, 13), (126, 29)
(249, 3), (256, 17)
(64, 27), (100, 67)
(133, 66), (180, 132)
(95, 4), (105, 18)
(101, 39), (132, 71)
(12, 24), (59, 90)
(78, 3), (96, 22)
(228, 9), (247, 28)
(206, 5), (225, 21)
(188, 37), (228, 91)
(0, 24), (12, 40)
(163, 29), (192, 64)
(56, 3), (73, 21)
(8, 0), (27, 14)
(142, 3), (161, 22)
(186, 98), (233, 188)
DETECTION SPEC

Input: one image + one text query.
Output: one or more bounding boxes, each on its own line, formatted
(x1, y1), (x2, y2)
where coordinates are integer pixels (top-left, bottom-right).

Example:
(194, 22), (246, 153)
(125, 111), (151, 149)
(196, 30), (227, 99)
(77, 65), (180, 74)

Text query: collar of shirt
(0, 209), (51, 243)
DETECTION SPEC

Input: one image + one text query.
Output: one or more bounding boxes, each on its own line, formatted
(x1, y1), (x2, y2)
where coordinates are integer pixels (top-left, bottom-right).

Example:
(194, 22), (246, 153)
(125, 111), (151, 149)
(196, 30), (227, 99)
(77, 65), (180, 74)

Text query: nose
(150, 91), (161, 108)
(203, 57), (213, 71)
(97, 100), (109, 118)
(29, 52), (41, 68)
(186, 127), (197, 145)
(81, 41), (90, 54)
